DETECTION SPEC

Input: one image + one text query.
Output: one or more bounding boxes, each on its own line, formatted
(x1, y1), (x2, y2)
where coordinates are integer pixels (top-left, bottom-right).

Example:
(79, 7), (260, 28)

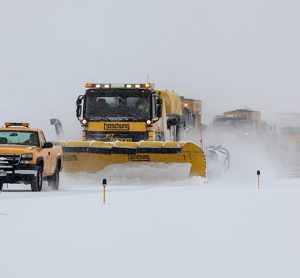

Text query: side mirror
(43, 142), (53, 149)
(156, 98), (162, 118)
(76, 96), (83, 105)
(76, 105), (82, 118)
(76, 95), (84, 118)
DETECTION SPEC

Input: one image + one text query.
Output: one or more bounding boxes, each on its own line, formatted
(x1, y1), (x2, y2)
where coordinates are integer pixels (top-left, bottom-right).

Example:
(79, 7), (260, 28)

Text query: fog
(0, 0), (299, 137)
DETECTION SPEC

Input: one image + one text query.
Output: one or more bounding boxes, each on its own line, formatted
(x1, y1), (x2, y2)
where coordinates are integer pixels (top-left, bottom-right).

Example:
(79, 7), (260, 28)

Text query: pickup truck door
(39, 131), (51, 176)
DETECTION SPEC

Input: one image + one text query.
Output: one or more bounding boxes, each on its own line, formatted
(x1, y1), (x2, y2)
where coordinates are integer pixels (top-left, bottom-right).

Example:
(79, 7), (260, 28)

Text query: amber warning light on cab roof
(85, 83), (155, 89)
(4, 122), (30, 128)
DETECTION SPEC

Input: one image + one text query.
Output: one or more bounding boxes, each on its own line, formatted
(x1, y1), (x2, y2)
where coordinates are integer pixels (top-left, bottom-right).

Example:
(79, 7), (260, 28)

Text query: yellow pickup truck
(0, 123), (62, 191)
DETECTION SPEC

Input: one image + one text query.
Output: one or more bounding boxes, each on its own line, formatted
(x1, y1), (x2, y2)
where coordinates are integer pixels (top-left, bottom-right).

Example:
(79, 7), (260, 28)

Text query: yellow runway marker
(102, 178), (107, 204)
(257, 170), (261, 190)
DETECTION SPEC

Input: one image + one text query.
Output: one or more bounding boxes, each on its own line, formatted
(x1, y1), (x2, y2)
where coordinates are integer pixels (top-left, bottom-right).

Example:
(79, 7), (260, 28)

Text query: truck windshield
(0, 131), (39, 147)
(84, 89), (151, 120)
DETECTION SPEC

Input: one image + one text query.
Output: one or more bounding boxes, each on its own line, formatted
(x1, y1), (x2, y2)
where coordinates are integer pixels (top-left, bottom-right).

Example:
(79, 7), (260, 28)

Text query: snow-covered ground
(1, 171), (300, 278)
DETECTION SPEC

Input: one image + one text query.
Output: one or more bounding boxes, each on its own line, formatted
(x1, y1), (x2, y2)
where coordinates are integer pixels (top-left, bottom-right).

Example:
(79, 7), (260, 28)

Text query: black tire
(0, 182), (3, 191)
(48, 169), (59, 190)
(31, 167), (43, 192)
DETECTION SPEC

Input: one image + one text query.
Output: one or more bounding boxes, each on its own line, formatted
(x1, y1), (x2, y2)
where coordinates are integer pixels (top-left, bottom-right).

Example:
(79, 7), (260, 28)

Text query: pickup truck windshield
(84, 89), (151, 120)
(0, 131), (39, 147)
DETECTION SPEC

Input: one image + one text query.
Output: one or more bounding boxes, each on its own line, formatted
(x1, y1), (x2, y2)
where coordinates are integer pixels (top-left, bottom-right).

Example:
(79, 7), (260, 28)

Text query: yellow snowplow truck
(61, 83), (206, 177)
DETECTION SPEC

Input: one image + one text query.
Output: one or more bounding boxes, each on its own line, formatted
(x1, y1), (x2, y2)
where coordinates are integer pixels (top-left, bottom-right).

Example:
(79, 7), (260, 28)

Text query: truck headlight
(21, 154), (33, 162)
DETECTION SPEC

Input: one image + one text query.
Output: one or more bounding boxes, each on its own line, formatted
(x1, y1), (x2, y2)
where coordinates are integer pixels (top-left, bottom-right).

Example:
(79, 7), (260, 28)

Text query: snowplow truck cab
(62, 83), (206, 178)
(77, 83), (162, 142)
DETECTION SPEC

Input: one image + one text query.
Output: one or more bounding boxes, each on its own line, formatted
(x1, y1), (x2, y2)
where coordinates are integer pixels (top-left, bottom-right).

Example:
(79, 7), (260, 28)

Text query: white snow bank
(1, 177), (300, 278)
(62, 163), (205, 186)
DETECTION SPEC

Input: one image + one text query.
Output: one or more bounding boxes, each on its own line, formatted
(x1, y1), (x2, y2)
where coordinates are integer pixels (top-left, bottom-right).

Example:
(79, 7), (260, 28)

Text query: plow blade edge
(61, 141), (206, 178)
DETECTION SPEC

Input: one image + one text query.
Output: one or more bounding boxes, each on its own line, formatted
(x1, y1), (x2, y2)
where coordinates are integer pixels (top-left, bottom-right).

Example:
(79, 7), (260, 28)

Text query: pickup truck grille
(0, 154), (21, 169)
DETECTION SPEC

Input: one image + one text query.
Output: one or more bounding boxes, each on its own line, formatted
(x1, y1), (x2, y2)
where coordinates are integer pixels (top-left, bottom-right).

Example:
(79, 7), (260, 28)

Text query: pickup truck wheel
(48, 169), (59, 190)
(31, 167), (43, 192)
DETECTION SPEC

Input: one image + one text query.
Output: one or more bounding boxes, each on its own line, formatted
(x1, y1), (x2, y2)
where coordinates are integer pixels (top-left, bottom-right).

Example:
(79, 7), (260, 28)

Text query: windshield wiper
(110, 112), (138, 121)
(89, 116), (110, 121)
(88, 113), (144, 122)
(127, 113), (141, 120)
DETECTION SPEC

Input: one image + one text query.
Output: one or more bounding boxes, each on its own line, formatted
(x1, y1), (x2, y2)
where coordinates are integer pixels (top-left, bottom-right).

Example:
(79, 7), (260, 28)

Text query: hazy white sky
(0, 0), (299, 136)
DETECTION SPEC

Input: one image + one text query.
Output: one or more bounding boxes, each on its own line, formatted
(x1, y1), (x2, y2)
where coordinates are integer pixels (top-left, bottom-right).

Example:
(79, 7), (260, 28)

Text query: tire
(0, 182), (3, 191)
(48, 169), (59, 190)
(31, 167), (43, 192)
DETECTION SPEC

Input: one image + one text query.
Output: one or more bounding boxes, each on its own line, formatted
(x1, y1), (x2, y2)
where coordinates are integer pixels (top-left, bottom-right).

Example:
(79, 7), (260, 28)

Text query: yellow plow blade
(61, 141), (206, 178)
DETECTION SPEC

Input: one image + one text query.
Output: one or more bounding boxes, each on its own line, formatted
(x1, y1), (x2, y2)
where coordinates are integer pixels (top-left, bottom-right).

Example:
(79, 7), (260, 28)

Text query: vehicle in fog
(212, 109), (272, 137)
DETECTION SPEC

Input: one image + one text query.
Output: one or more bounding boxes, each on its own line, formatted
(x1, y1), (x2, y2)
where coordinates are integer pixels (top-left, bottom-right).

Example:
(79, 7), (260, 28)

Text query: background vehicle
(211, 109), (272, 138)
(0, 122), (63, 191)
(276, 113), (300, 177)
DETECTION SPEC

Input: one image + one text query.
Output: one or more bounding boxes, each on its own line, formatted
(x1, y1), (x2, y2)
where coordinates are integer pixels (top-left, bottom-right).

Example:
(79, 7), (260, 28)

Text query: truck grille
(0, 154), (21, 169)
(86, 131), (148, 142)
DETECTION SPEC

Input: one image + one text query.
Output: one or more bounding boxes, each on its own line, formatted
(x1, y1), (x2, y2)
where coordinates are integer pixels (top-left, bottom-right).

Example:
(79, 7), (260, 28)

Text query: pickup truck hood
(0, 145), (37, 154)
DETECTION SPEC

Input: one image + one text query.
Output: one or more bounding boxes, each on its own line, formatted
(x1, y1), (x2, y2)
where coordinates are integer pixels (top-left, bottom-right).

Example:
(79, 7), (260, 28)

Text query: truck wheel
(48, 169), (59, 190)
(0, 182), (3, 191)
(31, 167), (43, 192)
